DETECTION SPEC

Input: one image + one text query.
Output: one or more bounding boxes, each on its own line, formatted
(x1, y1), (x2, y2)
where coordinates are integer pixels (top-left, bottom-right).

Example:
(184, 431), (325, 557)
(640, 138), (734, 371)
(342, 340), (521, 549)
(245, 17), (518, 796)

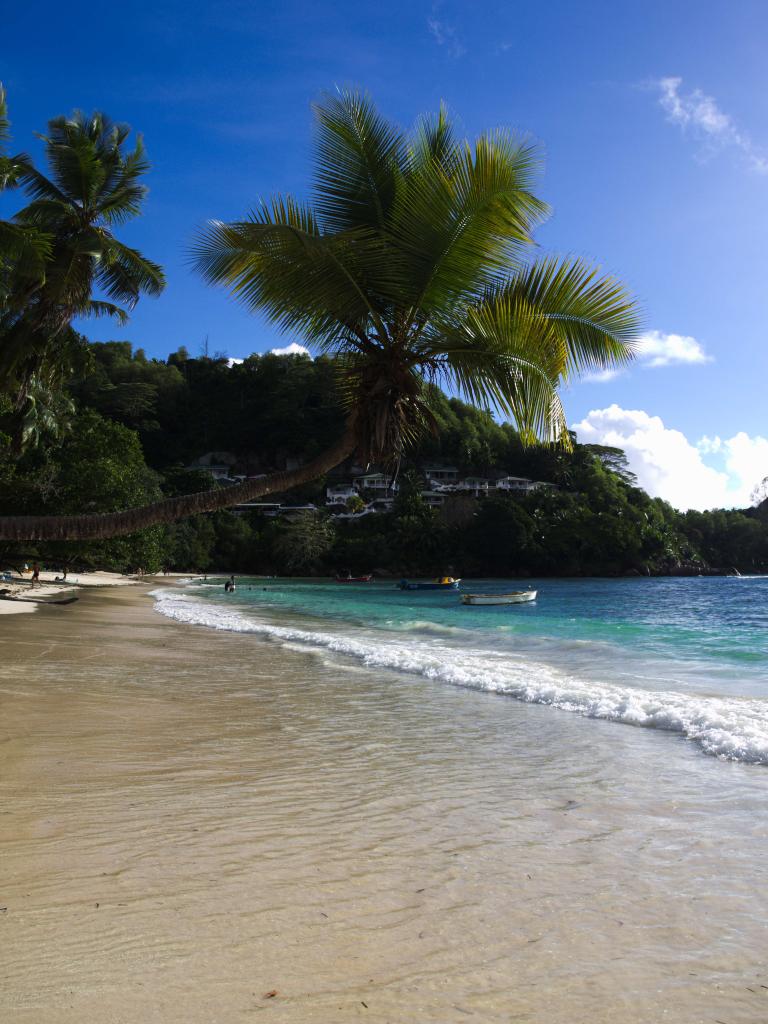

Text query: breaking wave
(151, 589), (768, 765)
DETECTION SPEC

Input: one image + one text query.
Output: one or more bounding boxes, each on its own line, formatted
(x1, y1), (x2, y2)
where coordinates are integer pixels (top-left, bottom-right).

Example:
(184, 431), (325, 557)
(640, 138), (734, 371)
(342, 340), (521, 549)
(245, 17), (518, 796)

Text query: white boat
(461, 590), (537, 606)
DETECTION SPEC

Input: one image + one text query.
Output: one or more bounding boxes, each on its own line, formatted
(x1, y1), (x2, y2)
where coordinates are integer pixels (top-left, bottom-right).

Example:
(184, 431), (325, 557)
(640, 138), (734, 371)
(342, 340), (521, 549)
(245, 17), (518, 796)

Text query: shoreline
(2, 583), (767, 1022)
(0, 569), (144, 616)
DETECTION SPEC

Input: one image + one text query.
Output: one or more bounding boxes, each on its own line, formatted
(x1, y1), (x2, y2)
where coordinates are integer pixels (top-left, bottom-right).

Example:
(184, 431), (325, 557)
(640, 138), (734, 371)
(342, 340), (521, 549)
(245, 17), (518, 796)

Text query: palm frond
(423, 297), (569, 444)
(97, 237), (165, 302)
(191, 196), (396, 348)
(13, 162), (70, 204)
(42, 118), (107, 206)
(392, 129), (550, 316)
(96, 136), (150, 223)
(0, 220), (51, 294)
(84, 299), (130, 322)
(0, 88), (31, 193)
(411, 102), (459, 175)
(97, 182), (149, 225)
(312, 89), (407, 233)
(500, 256), (641, 376)
(97, 131), (147, 196)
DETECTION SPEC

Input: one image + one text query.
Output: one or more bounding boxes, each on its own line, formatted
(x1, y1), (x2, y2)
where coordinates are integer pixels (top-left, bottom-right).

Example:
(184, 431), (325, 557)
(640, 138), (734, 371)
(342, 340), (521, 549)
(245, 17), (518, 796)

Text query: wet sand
(1, 583), (767, 1023)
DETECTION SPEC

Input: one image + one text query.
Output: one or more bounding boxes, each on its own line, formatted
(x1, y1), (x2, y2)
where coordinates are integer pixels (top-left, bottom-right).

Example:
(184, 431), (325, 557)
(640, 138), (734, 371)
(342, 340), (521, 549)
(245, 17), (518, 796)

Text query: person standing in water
(225, 575), (236, 593)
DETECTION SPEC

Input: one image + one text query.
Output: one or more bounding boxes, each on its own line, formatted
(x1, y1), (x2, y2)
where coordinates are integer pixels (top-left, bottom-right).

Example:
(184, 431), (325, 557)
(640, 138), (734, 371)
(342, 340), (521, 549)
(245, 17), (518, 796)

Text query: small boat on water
(398, 577), (461, 591)
(334, 574), (373, 583)
(461, 590), (537, 606)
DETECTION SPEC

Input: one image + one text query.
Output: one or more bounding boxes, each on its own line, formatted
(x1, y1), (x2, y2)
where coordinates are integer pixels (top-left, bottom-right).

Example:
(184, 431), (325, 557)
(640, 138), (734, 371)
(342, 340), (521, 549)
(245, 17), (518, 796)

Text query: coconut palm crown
(0, 85), (50, 317)
(1, 107), (165, 395)
(193, 91), (640, 463)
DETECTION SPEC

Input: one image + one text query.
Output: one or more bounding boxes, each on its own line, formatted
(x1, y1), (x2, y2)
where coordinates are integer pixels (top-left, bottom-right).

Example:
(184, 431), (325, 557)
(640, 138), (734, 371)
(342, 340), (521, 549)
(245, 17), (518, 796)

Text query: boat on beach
(461, 590), (537, 605)
(334, 574), (373, 583)
(398, 577), (461, 591)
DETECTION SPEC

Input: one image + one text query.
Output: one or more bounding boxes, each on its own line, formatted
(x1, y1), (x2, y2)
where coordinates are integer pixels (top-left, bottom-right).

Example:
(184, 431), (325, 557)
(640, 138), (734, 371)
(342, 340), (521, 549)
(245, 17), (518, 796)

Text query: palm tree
(0, 108), (165, 404)
(0, 84), (50, 319)
(0, 91), (640, 542)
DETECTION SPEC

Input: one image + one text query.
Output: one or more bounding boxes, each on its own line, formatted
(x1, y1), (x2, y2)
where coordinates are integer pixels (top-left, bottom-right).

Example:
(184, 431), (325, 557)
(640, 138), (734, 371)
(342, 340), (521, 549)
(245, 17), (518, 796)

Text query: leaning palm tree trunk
(0, 430), (355, 541)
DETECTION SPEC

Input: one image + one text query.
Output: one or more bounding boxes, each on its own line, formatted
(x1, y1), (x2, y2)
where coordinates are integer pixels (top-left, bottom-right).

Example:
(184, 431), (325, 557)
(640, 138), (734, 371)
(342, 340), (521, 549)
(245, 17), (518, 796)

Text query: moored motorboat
(461, 590), (537, 605)
(398, 577), (461, 591)
(334, 574), (373, 583)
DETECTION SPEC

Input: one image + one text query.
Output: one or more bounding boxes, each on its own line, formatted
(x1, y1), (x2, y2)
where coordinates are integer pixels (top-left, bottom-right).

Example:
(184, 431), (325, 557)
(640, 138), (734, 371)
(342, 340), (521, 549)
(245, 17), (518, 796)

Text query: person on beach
(31, 562), (40, 587)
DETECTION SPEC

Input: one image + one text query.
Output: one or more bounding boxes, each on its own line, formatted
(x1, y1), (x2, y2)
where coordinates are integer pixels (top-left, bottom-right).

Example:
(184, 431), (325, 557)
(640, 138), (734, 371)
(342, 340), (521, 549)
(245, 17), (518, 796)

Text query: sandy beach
(0, 570), (139, 615)
(1, 582), (767, 1023)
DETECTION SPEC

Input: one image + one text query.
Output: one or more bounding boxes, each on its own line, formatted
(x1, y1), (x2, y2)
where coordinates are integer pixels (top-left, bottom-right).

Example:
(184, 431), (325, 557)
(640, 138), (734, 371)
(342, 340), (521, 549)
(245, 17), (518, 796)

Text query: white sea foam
(391, 619), (468, 636)
(151, 590), (768, 765)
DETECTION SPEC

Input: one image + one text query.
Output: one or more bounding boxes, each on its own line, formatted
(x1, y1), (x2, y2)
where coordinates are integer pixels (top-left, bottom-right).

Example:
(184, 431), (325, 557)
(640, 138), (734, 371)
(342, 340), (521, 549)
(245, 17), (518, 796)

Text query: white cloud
(702, 432), (768, 503)
(584, 329), (711, 383)
(584, 368), (622, 384)
(655, 77), (768, 174)
(634, 329), (712, 367)
(226, 357), (244, 368)
(427, 3), (465, 57)
(270, 342), (312, 358)
(573, 404), (768, 510)
(696, 434), (722, 455)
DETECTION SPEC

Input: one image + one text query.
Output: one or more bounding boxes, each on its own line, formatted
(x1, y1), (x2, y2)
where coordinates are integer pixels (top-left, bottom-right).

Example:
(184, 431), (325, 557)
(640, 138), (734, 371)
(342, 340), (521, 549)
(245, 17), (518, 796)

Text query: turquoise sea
(154, 575), (768, 764)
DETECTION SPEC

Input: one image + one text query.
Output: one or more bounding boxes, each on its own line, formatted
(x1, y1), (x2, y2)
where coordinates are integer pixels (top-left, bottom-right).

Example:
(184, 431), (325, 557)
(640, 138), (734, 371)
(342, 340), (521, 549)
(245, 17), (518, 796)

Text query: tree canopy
(2, 342), (766, 578)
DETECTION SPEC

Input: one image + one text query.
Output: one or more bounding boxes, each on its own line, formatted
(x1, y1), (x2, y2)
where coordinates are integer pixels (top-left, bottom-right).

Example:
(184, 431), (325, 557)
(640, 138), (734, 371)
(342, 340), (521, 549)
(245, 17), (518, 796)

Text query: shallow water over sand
(158, 576), (768, 763)
(1, 586), (768, 1022)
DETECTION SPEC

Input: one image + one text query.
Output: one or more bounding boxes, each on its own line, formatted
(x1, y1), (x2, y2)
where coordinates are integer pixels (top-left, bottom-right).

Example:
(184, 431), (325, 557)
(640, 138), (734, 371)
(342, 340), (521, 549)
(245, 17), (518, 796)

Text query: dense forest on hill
(2, 341), (767, 577)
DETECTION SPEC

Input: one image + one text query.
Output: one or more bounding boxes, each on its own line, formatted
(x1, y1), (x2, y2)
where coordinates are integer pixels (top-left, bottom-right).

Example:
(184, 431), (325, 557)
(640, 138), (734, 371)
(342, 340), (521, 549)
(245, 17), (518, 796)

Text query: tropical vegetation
(2, 344), (767, 577)
(0, 92), (164, 459)
(2, 89), (764, 576)
(0, 88), (639, 540)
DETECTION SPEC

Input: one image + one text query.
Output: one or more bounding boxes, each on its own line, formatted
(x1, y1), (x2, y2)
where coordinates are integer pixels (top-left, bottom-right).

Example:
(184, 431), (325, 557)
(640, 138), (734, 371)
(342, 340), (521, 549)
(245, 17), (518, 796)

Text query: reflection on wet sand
(1, 585), (767, 1023)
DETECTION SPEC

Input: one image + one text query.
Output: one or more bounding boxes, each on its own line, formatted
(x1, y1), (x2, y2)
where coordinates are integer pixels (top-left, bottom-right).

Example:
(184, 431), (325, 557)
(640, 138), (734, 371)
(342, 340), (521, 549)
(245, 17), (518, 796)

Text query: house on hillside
(326, 483), (359, 505)
(495, 476), (558, 494)
(458, 476), (491, 496)
(354, 472), (399, 495)
(495, 475), (537, 493)
(423, 465), (459, 488)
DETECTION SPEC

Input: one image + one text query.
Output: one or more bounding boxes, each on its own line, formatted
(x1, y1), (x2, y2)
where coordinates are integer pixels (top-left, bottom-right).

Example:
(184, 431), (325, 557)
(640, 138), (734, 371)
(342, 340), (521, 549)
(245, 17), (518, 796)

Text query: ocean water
(153, 575), (768, 765)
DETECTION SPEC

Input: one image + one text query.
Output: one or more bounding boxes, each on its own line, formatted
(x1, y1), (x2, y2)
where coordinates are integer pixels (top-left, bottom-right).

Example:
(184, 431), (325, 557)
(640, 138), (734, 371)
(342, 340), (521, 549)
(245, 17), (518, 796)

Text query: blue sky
(2, 0), (767, 508)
